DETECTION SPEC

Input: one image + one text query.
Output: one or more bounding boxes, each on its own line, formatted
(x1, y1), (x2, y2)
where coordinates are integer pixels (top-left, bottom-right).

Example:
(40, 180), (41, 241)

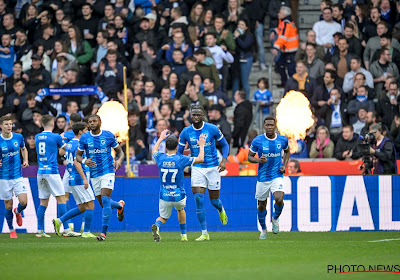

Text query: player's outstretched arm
(74, 158), (89, 189)
(58, 145), (66, 157)
(152, 129), (170, 155)
(21, 147), (29, 168)
(194, 133), (206, 164)
(281, 148), (290, 173)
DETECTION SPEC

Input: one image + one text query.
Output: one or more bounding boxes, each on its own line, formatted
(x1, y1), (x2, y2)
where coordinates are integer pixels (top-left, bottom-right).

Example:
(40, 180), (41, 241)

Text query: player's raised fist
(160, 129), (170, 140)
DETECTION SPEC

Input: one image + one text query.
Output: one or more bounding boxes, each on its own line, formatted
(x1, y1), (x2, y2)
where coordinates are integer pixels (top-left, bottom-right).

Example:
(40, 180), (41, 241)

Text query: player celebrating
(35, 115), (80, 237)
(61, 113), (83, 232)
(76, 115), (125, 241)
(248, 116), (290, 240)
(0, 116), (29, 238)
(53, 122), (96, 238)
(178, 104), (229, 241)
(152, 130), (206, 242)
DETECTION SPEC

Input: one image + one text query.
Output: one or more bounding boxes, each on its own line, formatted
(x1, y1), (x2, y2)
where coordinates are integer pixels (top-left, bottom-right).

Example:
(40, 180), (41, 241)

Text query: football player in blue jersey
(76, 115), (125, 241)
(53, 122), (97, 238)
(151, 129), (206, 242)
(35, 115), (81, 237)
(248, 116), (290, 239)
(0, 116), (29, 238)
(178, 104), (229, 241)
(61, 113), (83, 232)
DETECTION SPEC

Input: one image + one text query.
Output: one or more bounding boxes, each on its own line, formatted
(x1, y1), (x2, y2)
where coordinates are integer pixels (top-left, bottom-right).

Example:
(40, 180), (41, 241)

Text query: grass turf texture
(1, 231), (399, 280)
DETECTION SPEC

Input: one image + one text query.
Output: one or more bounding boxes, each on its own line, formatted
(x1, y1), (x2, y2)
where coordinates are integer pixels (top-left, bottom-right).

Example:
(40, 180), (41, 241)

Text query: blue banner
(35, 86), (109, 104)
(1, 176), (399, 233)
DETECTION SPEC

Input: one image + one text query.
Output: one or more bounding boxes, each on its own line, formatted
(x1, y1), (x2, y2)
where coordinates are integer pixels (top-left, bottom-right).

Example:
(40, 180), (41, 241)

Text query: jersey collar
(1, 132), (13, 140)
(264, 133), (277, 141)
(192, 122), (204, 131)
(90, 130), (103, 137)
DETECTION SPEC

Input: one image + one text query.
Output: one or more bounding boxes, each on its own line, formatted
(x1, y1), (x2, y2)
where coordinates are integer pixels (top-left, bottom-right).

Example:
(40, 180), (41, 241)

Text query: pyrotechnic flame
(276, 91), (314, 154)
(97, 101), (129, 142)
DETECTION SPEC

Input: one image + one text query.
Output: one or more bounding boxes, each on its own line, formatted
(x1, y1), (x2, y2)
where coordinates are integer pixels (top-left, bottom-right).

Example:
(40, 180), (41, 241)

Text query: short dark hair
(324, 69), (337, 81)
(323, 7), (333, 12)
(82, 3), (93, 9)
(380, 32), (392, 41)
(237, 90), (246, 100)
(41, 115), (54, 127)
(351, 56), (362, 64)
(332, 3), (343, 12)
(166, 135), (178, 151)
(204, 77), (215, 85)
(344, 21), (354, 30)
(306, 42), (316, 49)
(214, 14), (226, 22)
(88, 114), (101, 121)
(264, 116), (277, 124)
(128, 109), (139, 116)
(343, 124), (354, 131)
(190, 104), (205, 114)
(257, 77), (269, 88)
(379, 47), (389, 57)
(70, 113), (82, 123)
(73, 122), (87, 136)
(205, 32), (217, 39)
(194, 48), (206, 56)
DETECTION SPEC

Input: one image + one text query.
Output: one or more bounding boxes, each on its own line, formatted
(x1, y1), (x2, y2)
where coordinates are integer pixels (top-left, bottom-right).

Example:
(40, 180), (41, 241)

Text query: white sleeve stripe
(77, 148), (84, 151)
(61, 144), (67, 149)
(217, 135), (224, 141)
(112, 144), (119, 148)
(249, 147), (256, 153)
(178, 142), (185, 146)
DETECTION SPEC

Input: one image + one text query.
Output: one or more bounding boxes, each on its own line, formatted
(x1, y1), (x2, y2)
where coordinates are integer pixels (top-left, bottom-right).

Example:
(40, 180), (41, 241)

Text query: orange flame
(276, 91), (314, 154)
(97, 101), (129, 142)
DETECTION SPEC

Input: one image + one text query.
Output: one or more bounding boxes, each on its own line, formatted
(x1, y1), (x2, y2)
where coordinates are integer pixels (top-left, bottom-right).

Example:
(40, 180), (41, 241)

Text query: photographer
(369, 123), (397, 174)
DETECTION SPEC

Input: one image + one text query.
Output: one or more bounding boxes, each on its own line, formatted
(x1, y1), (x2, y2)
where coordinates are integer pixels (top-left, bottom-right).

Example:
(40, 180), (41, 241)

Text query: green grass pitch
(1, 231), (399, 280)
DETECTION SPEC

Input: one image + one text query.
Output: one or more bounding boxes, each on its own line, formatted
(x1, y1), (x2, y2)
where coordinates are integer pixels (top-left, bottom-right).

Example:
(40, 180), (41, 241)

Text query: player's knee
(194, 193), (204, 207)
(4, 200), (13, 209)
(19, 200), (27, 207)
(258, 204), (266, 212)
(102, 196), (110, 206)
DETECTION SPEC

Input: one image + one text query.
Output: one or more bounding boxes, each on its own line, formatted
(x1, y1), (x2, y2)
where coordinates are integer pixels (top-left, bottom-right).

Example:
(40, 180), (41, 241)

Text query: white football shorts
(159, 197), (187, 219)
(0, 178), (27, 200)
(37, 174), (65, 199)
(70, 184), (95, 205)
(63, 169), (71, 193)
(255, 177), (285, 201)
(191, 166), (221, 190)
(90, 173), (115, 196)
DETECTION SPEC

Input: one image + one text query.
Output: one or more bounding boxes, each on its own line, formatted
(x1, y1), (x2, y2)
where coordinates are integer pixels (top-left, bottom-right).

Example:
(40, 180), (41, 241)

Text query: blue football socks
(274, 203), (284, 220)
(57, 203), (68, 230)
(5, 209), (13, 230)
(110, 199), (122, 210)
(156, 220), (163, 229)
(194, 193), (207, 231)
(83, 209), (94, 233)
(60, 207), (82, 224)
(210, 199), (223, 212)
(101, 196), (111, 235)
(180, 223), (187, 235)
(16, 203), (26, 214)
(37, 205), (47, 231)
(258, 209), (267, 230)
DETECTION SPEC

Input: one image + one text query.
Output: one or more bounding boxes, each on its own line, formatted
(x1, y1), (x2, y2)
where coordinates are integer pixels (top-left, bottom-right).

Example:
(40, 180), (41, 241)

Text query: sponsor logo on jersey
(89, 148), (108, 154)
(262, 152), (281, 158)
(38, 135), (47, 140)
(3, 150), (19, 157)
(162, 161), (176, 168)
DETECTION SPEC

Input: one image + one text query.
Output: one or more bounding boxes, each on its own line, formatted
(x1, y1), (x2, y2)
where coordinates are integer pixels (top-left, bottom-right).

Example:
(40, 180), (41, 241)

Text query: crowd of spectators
(0, 0), (280, 165)
(0, 0), (398, 174)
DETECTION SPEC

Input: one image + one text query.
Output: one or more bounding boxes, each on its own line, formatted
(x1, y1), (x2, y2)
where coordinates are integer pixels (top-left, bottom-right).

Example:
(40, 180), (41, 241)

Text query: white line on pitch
(367, 238), (400, 243)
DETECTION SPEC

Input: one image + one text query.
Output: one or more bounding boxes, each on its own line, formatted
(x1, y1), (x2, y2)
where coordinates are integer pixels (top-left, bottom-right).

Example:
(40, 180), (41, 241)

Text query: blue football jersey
(65, 139), (87, 186)
(0, 133), (25, 180)
(63, 130), (75, 142)
(250, 134), (289, 182)
(35, 132), (66, 175)
(78, 130), (118, 178)
(154, 151), (195, 202)
(178, 123), (224, 168)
